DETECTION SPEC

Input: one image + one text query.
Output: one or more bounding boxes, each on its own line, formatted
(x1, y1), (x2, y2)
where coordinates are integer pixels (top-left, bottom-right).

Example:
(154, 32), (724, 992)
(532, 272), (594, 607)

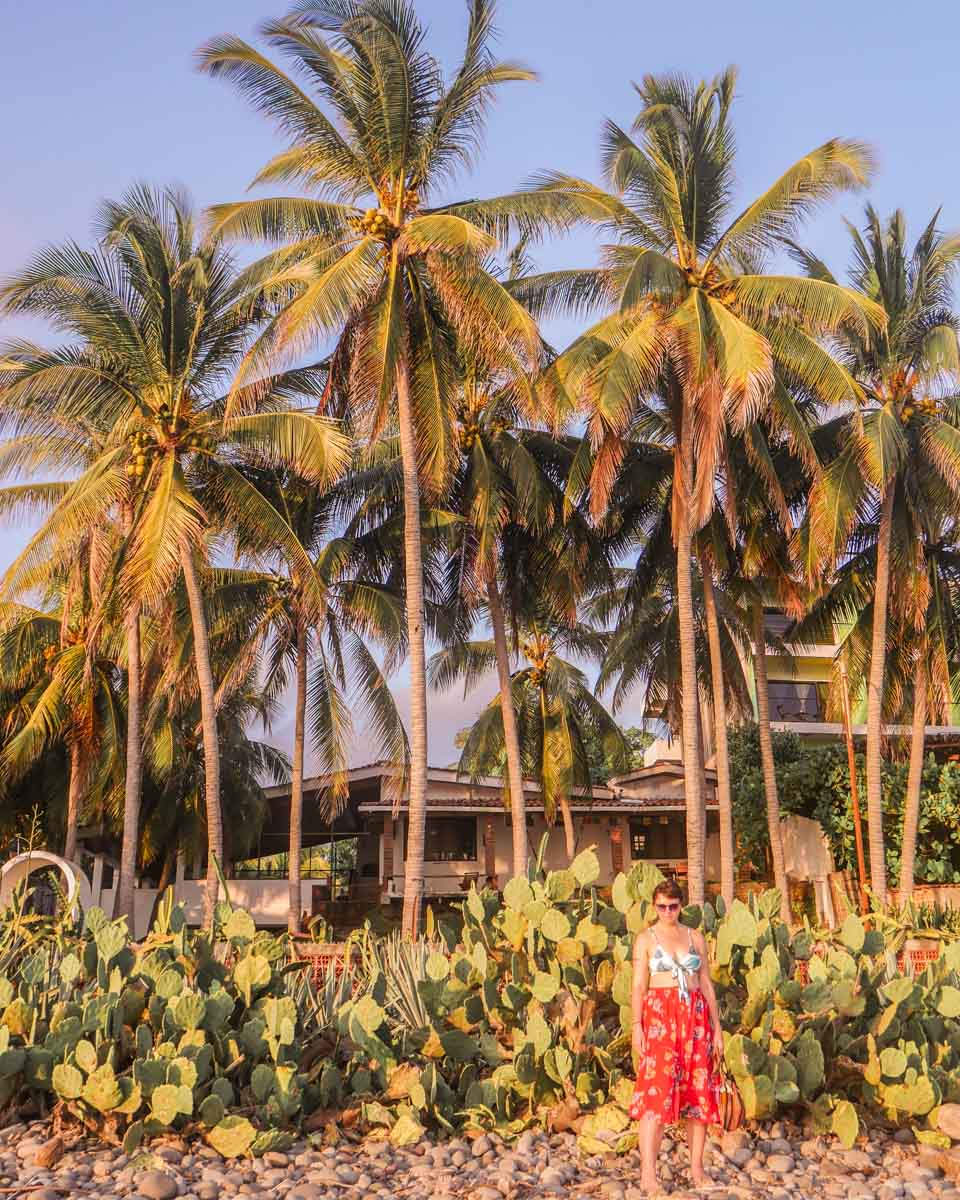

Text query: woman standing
(630, 879), (722, 1193)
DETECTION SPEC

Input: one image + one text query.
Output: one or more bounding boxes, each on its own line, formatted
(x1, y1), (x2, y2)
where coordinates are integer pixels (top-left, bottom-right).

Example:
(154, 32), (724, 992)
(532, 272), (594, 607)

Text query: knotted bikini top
(649, 927), (701, 1001)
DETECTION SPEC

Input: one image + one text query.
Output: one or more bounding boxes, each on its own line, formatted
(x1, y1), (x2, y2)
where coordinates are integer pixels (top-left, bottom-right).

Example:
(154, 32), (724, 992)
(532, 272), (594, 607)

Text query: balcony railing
(768, 680), (826, 723)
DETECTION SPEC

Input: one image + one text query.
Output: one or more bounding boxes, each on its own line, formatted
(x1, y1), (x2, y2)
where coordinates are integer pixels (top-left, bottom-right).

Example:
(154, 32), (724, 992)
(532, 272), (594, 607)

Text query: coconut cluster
(356, 207), (397, 242)
(901, 395), (939, 423)
(125, 430), (152, 479)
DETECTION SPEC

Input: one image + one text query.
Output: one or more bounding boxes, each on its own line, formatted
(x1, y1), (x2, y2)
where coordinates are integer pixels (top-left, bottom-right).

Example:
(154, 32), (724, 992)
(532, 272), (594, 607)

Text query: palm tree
(698, 540), (741, 908)
(441, 365), (589, 876)
(0, 186), (349, 927)
(792, 207), (960, 901)
(0, 564), (125, 863)
(433, 618), (627, 861)
(208, 467), (409, 931)
(198, 0), (541, 934)
(0, 394), (141, 896)
(594, 473), (753, 899)
(499, 68), (881, 902)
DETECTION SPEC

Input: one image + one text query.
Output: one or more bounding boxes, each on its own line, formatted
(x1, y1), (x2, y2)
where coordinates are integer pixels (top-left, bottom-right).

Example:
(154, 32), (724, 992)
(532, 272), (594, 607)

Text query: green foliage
(4, 899), (319, 1155)
(729, 725), (960, 884)
(4, 857), (960, 1154)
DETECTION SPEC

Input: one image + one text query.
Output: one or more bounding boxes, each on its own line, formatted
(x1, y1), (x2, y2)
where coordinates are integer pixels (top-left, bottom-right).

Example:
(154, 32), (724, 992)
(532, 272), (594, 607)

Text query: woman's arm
(695, 930), (723, 1055)
(631, 931), (650, 1064)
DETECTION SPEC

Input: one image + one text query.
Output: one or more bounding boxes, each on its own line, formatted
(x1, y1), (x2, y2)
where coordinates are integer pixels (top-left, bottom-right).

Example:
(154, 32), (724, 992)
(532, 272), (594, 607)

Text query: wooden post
(838, 661), (868, 913)
(610, 822), (625, 875)
(382, 818), (394, 901)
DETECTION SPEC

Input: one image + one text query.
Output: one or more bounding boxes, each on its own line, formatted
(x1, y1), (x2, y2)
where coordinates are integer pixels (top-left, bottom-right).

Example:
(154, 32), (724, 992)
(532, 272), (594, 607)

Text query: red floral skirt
(629, 988), (719, 1124)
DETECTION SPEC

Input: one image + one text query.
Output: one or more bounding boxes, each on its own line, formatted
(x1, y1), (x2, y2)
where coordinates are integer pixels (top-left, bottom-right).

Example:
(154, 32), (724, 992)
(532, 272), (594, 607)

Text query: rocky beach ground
(3, 1119), (958, 1200)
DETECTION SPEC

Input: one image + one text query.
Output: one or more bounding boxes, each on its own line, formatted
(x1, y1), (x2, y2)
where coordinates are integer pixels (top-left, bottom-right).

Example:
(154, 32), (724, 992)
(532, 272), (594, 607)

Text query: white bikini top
(649, 927), (701, 1001)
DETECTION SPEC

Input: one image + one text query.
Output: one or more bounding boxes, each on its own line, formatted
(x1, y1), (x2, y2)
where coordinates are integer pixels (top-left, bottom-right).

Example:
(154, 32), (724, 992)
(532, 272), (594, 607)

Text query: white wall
(96, 879), (318, 940)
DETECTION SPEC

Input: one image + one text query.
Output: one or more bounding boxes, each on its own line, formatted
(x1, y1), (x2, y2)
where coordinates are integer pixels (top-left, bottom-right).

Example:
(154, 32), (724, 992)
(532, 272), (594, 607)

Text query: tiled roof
(358, 793), (717, 812)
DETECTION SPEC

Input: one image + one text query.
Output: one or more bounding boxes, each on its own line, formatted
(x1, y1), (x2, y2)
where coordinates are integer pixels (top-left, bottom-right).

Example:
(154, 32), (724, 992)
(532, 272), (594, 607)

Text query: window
(410, 817), (477, 863)
(767, 680), (824, 722)
(630, 815), (686, 860)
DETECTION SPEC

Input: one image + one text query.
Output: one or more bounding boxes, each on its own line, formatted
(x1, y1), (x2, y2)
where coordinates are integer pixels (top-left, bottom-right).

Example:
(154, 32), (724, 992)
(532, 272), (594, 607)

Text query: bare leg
(641, 1115), (664, 1194)
(686, 1119), (708, 1187)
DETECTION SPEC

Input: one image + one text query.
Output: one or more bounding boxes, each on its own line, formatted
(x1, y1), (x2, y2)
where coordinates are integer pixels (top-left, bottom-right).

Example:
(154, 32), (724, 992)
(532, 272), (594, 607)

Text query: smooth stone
(28, 1191), (60, 1200)
(819, 1161), (849, 1177)
(307, 1169), (344, 1187)
(939, 1107), (960, 1143)
(472, 1137), (492, 1158)
(363, 1142), (390, 1158)
(541, 1167), (566, 1190)
(288, 1188), (327, 1200)
(138, 1174), (180, 1200)
(766, 1155), (795, 1173)
(905, 1167), (940, 1183)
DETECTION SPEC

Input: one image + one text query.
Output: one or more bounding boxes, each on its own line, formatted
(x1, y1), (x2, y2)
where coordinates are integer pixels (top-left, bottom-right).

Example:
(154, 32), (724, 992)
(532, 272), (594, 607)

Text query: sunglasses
(655, 902), (680, 912)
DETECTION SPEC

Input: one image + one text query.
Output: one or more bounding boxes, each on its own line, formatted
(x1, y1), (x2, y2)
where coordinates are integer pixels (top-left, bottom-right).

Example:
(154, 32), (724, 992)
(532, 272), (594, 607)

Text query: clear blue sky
(2, 0), (958, 764)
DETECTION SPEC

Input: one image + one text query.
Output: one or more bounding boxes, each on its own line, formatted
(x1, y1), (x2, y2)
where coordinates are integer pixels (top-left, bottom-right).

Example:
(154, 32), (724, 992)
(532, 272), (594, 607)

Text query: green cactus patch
(82, 1064), (123, 1113)
(832, 1099), (859, 1148)
(206, 1115), (257, 1158)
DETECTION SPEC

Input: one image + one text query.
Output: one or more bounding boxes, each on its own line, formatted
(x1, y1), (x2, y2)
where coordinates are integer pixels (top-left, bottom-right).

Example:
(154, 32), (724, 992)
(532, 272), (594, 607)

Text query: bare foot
(689, 1171), (709, 1190)
(641, 1176), (661, 1196)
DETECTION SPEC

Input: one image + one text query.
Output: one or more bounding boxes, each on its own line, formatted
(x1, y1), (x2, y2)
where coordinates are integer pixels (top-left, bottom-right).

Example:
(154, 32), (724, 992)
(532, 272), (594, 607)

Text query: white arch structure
(0, 851), (93, 915)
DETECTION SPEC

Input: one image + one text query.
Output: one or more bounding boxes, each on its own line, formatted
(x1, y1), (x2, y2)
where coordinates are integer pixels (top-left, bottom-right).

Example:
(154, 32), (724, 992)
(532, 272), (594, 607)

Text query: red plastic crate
(792, 944), (941, 985)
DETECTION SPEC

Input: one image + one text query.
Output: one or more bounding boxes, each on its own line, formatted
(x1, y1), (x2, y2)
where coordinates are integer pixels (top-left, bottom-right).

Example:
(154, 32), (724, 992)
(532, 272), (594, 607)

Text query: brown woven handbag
(716, 1063), (744, 1132)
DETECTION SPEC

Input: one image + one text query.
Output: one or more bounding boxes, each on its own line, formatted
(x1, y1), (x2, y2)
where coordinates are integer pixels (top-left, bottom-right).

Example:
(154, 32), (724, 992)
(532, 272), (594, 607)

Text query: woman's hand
(632, 1025), (645, 1065)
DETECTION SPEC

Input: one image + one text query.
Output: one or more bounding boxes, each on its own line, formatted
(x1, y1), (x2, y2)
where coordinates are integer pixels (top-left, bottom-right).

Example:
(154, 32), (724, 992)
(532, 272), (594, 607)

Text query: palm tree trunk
(114, 603), (142, 925)
(395, 361), (428, 938)
(701, 567), (736, 907)
(560, 798), (577, 862)
(63, 740), (82, 862)
(288, 619), (308, 934)
(866, 484), (894, 902)
(675, 399), (705, 905)
(899, 656), (926, 902)
(752, 597), (791, 923)
(179, 542), (222, 930)
(487, 574), (527, 878)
